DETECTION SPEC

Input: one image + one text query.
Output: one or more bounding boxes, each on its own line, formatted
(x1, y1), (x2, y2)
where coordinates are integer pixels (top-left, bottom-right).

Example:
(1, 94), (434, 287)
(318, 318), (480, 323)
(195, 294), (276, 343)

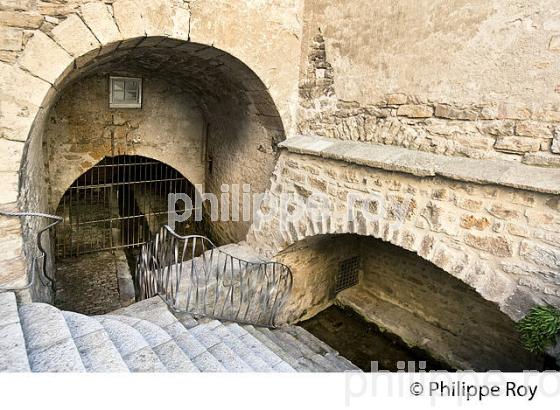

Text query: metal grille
(335, 256), (360, 293)
(55, 155), (199, 258)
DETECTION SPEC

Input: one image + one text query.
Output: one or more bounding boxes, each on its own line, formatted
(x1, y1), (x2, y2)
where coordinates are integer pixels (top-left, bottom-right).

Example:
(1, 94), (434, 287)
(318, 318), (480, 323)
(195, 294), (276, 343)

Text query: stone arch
(4, 0), (299, 301)
(254, 219), (513, 316)
(246, 154), (527, 322)
(270, 231), (539, 371)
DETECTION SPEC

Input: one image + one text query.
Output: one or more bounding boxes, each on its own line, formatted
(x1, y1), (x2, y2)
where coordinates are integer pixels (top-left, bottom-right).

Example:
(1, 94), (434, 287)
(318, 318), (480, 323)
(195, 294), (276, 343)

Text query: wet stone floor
(55, 250), (126, 315)
(300, 305), (451, 372)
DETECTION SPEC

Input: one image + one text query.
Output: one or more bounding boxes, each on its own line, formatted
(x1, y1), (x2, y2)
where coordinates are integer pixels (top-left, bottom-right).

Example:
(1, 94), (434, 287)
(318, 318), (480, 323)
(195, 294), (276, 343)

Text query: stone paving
(55, 250), (133, 315)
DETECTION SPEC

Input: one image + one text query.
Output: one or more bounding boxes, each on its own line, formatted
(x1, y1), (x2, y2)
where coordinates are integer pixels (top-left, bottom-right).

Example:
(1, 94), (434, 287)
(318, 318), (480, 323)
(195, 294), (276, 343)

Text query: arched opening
(19, 38), (286, 305)
(53, 155), (200, 315)
(275, 234), (543, 371)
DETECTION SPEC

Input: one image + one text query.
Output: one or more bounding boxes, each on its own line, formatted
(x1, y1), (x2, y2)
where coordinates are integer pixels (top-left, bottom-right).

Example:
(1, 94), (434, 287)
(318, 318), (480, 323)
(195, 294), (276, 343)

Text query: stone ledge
(279, 135), (560, 195)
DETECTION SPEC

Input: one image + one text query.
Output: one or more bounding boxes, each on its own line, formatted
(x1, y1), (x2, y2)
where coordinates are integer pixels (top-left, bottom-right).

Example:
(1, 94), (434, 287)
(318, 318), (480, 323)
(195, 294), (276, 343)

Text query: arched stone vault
(246, 151), (560, 322)
(0, 0), (303, 299)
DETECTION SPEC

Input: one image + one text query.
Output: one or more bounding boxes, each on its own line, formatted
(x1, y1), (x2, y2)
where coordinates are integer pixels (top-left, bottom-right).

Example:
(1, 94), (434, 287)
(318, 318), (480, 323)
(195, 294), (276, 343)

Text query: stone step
(0, 292), (30, 372)
(96, 316), (166, 372)
(267, 327), (328, 371)
(226, 322), (296, 372)
(189, 319), (253, 372)
(63, 311), (128, 372)
(19, 303), (85, 372)
(115, 297), (226, 372)
(211, 322), (273, 371)
(284, 326), (360, 372)
(104, 314), (199, 372)
(272, 327), (338, 371)
(242, 324), (305, 371)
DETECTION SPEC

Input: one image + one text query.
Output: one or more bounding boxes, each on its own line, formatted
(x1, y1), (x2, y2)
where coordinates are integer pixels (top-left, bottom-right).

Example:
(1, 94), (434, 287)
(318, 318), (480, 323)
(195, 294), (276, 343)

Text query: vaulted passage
(19, 38), (286, 307)
(53, 155), (199, 315)
(54, 155), (197, 258)
(276, 234), (544, 371)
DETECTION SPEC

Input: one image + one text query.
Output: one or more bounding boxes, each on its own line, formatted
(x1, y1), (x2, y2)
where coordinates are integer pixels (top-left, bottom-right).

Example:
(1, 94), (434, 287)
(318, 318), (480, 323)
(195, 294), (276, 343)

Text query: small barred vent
(335, 256), (360, 293)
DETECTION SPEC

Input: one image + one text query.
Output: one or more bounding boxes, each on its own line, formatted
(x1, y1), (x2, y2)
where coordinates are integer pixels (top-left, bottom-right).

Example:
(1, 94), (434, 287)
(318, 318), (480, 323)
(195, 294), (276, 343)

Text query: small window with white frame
(109, 76), (142, 108)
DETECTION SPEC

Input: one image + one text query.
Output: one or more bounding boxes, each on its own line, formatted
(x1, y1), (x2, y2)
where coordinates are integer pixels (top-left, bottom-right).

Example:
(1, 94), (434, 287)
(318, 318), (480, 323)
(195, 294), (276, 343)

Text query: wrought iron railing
(136, 225), (293, 327)
(0, 211), (63, 292)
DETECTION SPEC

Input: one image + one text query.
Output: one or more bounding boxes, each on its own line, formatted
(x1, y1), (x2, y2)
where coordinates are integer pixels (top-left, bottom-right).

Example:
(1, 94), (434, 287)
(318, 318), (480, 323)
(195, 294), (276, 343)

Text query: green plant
(517, 305), (560, 353)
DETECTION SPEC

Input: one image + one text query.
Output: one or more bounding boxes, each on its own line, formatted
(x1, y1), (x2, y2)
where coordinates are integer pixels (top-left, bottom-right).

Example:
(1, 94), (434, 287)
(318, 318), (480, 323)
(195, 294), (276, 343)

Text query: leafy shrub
(517, 305), (560, 353)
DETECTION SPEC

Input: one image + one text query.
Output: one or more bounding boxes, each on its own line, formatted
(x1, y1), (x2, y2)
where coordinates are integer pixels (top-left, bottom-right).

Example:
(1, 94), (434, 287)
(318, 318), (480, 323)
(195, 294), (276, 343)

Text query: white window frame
(109, 76), (142, 108)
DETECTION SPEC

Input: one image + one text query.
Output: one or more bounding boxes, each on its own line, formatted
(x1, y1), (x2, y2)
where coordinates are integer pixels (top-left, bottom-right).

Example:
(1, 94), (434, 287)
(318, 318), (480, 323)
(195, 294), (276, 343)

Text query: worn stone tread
(106, 314), (198, 372)
(0, 293), (30, 372)
(19, 303), (85, 372)
(63, 311), (128, 372)
(243, 325), (304, 371)
(96, 316), (165, 372)
(211, 323), (273, 371)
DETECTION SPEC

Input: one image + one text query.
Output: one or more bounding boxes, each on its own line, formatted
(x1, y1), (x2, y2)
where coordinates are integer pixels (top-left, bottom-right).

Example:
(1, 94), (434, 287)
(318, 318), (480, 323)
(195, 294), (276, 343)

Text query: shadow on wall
(18, 39), (287, 302)
(275, 234), (542, 371)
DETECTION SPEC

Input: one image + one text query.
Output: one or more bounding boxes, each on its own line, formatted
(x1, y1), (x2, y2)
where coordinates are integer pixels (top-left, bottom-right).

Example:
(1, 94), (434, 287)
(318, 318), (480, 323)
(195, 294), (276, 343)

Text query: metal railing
(136, 225), (293, 327)
(0, 210), (63, 292)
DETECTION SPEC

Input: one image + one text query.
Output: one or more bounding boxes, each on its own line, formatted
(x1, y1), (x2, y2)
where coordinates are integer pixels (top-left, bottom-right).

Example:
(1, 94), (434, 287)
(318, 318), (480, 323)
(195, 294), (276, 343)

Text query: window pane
(125, 90), (138, 102)
(125, 80), (138, 91)
(113, 90), (125, 102)
(113, 80), (124, 92)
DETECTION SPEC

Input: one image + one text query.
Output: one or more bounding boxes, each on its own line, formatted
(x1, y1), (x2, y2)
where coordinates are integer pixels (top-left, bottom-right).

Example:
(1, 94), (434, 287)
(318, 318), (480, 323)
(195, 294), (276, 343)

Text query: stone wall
(275, 233), (538, 370)
(45, 74), (206, 211)
(274, 234), (361, 322)
(247, 151), (560, 321)
(0, 0), (302, 296)
(298, 1), (560, 167)
(342, 236), (537, 370)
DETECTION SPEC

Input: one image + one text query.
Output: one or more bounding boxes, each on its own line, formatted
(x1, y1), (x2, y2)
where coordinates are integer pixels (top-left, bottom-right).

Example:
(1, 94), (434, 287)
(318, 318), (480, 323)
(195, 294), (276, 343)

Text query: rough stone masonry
(0, 0), (559, 367)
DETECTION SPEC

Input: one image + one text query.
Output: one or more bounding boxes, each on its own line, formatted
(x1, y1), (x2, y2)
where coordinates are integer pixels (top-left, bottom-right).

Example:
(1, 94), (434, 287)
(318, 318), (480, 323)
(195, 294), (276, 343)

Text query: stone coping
(279, 135), (560, 195)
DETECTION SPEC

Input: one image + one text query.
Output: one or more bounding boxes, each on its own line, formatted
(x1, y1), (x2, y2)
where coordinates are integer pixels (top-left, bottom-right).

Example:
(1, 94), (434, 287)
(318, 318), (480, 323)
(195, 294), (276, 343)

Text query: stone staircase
(0, 292), (360, 372)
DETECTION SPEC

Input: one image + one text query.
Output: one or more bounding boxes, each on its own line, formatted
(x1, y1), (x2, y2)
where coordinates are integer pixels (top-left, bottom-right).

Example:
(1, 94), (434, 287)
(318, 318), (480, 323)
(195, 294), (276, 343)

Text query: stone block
(0, 171), (18, 205)
(0, 26), (22, 51)
(0, 139), (24, 172)
(519, 240), (560, 270)
(0, 0), (33, 11)
(464, 233), (513, 257)
(51, 14), (100, 59)
(477, 120), (514, 136)
(552, 128), (560, 154)
(0, 11), (42, 28)
(171, 6), (191, 40)
(488, 204), (520, 220)
(143, 0), (174, 37)
(81, 2), (122, 46)
(494, 136), (540, 153)
(497, 103), (531, 120)
(113, 0), (146, 38)
(434, 104), (477, 121)
(397, 104), (433, 118)
(460, 214), (490, 231)
(515, 121), (552, 139)
(522, 153), (560, 167)
(18, 30), (73, 84)
(525, 209), (554, 226)
(385, 93), (407, 105)
(455, 197), (482, 212)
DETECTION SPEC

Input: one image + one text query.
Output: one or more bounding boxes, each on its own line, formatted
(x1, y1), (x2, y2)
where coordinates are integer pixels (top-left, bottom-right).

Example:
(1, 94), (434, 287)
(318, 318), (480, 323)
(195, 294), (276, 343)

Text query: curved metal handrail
(136, 225), (293, 327)
(0, 210), (63, 292)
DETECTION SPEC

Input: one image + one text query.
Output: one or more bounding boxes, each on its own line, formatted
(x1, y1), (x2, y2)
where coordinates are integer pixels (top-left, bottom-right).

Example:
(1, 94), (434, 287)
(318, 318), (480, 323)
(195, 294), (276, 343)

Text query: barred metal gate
(55, 155), (198, 258)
